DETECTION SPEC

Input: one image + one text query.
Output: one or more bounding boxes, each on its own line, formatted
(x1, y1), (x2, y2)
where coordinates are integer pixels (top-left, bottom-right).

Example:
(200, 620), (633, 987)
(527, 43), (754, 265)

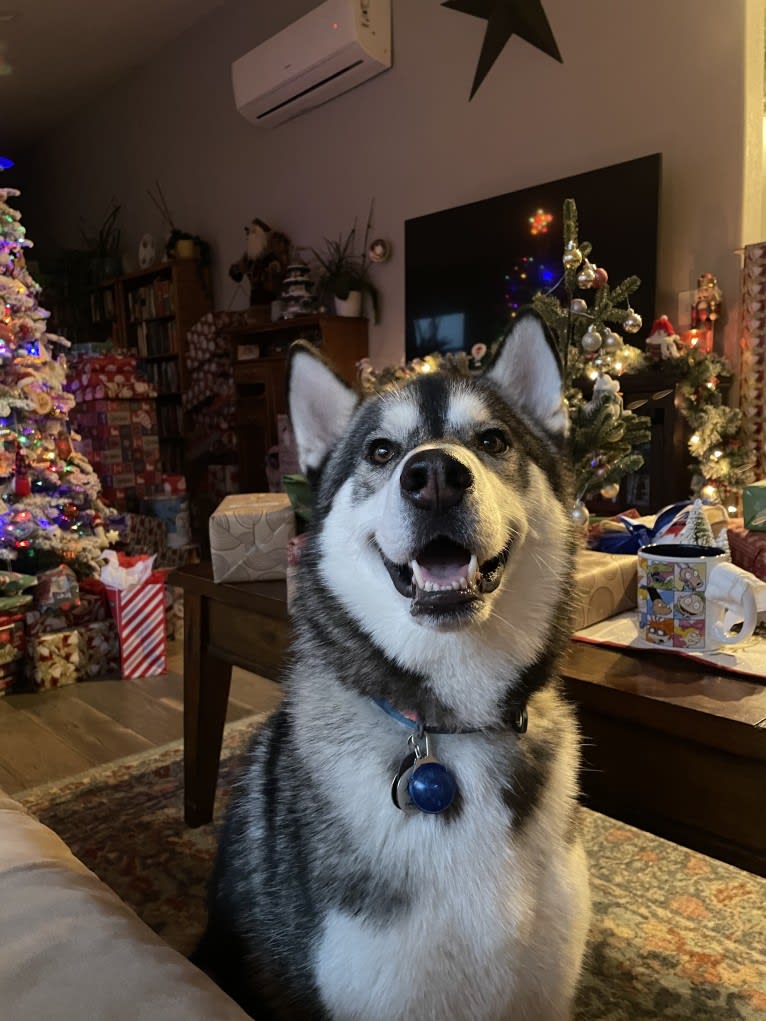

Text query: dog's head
(288, 313), (576, 701)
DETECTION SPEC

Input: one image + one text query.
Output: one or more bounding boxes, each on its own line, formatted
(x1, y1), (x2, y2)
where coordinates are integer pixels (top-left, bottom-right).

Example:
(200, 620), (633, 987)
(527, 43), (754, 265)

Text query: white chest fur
(302, 704), (589, 1021)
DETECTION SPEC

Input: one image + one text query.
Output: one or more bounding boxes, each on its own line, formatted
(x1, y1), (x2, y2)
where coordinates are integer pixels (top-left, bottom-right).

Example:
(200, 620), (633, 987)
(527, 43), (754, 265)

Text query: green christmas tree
(532, 199), (651, 519)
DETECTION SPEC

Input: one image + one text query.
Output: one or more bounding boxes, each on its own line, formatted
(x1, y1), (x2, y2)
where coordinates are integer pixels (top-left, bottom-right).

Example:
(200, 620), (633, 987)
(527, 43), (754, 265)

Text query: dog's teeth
(451, 580), (461, 590)
(411, 560), (425, 589)
(468, 553), (479, 580)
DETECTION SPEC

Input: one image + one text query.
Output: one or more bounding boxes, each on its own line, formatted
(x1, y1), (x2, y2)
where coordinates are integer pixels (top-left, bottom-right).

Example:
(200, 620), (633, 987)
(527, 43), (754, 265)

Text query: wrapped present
(0, 661), (21, 696)
(743, 480), (766, 532)
(77, 620), (120, 679)
(572, 550), (638, 630)
(728, 522), (766, 582)
(102, 551), (167, 678)
(28, 628), (81, 689)
(0, 612), (25, 666)
(118, 512), (169, 561)
(34, 565), (80, 614)
(0, 570), (37, 613)
(209, 493), (295, 583)
(142, 493), (191, 549)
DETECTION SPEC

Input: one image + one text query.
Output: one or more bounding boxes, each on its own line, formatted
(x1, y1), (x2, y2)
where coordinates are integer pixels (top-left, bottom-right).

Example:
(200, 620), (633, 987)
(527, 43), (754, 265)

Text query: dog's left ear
(484, 311), (569, 436)
(288, 342), (359, 473)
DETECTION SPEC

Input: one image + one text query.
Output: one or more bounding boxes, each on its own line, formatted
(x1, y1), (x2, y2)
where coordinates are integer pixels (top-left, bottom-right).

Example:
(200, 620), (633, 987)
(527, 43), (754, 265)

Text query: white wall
(20, 0), (763, 369)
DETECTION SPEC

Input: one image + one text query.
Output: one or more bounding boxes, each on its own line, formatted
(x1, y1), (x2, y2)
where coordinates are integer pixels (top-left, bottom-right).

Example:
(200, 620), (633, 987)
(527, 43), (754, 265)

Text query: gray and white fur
(194, 311), (591, 1020)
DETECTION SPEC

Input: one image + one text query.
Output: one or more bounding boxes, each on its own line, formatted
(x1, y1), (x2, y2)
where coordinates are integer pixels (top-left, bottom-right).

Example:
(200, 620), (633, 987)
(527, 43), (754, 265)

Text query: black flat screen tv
(405, 154), (661, 360)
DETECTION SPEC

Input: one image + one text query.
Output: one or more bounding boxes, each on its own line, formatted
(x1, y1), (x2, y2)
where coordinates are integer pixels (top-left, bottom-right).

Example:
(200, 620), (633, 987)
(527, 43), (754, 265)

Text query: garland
(672, 348), (754, 509)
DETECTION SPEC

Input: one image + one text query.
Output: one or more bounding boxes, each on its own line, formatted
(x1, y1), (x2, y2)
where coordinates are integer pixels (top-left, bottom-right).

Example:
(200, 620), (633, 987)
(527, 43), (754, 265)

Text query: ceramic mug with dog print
(637, 543), (758, 651)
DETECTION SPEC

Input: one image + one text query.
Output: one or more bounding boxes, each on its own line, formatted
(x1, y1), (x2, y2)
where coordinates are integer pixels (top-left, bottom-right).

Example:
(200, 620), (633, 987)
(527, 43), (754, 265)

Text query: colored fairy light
(0, 157), (14, 170)
(529, 208), (553, 236)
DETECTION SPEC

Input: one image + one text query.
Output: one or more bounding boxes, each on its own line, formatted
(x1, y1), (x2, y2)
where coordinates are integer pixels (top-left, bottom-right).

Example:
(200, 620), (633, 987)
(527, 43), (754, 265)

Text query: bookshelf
(90, 259), (213, 475)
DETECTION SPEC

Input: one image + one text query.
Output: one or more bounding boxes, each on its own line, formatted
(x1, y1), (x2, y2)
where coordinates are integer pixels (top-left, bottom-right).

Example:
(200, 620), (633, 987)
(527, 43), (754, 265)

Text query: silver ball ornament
(600, 483), (620, 500)
(576, 263), (596, 288)
(581, 326), (602, 352)
(562, 241), (582, 269)
(623, 309), (643, 334)
(602, 330), (623, 353)
(570, 298), (588, 314)
(571, 501), (590, 527)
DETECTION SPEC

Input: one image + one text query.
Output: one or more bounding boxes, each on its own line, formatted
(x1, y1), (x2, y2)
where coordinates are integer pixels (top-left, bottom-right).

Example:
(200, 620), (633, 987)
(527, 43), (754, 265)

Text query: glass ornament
(581, 326), (602, 352)
(562, 241), (583, 269)
(571, 501), (590, 527)
(600, 483), (620, 500)
(570, 298), (588, 314)
(576, 262), (596, 288)
(602, 330), (623, 353)
(623, 309), (642, 333)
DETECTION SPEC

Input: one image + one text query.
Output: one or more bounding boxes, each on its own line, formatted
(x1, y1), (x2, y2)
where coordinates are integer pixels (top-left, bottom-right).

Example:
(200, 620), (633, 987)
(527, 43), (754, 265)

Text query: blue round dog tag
(408, 759), (457, 814)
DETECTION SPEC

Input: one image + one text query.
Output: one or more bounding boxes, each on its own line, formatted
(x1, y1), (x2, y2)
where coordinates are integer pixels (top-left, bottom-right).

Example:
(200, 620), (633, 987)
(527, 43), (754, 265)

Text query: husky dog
(195, 311), (590, 1021)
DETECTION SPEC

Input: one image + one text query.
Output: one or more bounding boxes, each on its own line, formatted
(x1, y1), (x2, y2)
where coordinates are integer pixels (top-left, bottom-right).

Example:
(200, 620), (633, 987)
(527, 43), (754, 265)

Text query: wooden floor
(0, 641), (283, 795)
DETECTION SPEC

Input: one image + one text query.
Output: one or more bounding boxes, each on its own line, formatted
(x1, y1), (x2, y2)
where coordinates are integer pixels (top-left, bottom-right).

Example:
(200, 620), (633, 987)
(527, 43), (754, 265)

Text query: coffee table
(170, 563), (766, 875)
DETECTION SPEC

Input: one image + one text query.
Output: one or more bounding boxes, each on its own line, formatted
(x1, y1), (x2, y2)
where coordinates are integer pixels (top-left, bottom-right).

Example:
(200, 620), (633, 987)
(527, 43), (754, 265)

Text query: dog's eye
(367, 439), (398, 465)
(477, 429), (508, 455)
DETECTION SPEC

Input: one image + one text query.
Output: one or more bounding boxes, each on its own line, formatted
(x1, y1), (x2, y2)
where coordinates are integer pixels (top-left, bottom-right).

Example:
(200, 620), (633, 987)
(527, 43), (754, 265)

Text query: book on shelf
(128, 277), (175, 321)
(135, 320), (176, 357)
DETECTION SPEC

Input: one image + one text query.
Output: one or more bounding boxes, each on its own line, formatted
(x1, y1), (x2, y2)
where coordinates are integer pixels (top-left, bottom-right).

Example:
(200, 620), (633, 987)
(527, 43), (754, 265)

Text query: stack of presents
(0, 353), (201, 695)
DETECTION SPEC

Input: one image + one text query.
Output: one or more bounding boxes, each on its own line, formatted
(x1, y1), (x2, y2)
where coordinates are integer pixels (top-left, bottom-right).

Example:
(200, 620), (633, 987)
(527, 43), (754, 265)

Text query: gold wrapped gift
(572, 551), (637, 630)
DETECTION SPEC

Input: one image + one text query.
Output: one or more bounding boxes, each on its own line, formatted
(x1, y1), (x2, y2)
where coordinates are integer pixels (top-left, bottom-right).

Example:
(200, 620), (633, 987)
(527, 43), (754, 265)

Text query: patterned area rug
(17, 717), (766, 1020)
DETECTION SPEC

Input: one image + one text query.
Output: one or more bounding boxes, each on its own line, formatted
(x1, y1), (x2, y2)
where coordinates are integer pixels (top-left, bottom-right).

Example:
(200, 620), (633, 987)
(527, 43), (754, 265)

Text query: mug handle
(707, 563), (758, 646)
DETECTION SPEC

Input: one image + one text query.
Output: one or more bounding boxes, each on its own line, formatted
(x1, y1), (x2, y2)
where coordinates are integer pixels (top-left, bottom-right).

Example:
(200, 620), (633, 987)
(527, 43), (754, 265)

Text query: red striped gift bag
(106, 580), (167, 678)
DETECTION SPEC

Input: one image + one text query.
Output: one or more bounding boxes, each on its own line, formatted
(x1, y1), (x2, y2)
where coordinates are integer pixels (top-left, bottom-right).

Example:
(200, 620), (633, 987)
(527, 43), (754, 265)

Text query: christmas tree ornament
(570, 298), (588, 314)
(571, 501), (589, 527)
(623, 308), (642, 333)
(581, 326), (602, 352)
(602, 330), (623, 353)
(562, 241), (582, 269)
(13, 448), (30, 496)
(576, 262), (596, 288)
(600, 482), (620, 500)
(592, 266), (609, 289)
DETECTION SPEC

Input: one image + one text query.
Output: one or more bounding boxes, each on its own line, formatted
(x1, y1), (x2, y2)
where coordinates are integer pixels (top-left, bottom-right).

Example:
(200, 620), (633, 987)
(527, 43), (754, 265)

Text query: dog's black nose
(400, 449), (473, 511)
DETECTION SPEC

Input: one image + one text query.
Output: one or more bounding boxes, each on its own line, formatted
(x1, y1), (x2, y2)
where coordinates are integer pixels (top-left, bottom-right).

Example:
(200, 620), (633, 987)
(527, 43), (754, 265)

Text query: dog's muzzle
(379, 448), (513, 619)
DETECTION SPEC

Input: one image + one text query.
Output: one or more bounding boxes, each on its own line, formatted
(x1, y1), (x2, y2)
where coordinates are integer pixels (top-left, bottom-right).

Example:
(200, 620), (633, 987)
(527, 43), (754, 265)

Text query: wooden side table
(168, 563), (288, 826)
(170, 563), (766, 876)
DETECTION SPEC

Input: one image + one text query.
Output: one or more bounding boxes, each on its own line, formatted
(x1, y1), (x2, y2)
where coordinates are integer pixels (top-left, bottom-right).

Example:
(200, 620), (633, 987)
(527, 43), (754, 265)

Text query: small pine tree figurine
(532, 199), (651, 524)
(677, 499), (716, 547)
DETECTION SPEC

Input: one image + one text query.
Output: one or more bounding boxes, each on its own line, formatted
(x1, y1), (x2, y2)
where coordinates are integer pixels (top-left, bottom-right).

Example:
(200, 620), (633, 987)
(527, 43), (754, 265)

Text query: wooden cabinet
(90, 259), (213, 475)
(228, 315), (369, 492)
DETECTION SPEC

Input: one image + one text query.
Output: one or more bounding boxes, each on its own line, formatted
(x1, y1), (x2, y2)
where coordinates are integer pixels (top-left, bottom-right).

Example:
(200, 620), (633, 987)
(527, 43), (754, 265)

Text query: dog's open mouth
(380, 536), (512, 617)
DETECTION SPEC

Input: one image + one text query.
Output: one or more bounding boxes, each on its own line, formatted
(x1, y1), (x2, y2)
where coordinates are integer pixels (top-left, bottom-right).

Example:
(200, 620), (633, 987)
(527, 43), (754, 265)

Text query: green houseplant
(312, 207), (379, 322)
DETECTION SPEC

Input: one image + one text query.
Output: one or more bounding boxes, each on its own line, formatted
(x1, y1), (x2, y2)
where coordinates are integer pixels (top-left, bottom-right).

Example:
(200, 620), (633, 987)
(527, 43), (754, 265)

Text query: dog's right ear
(288, 342), (358, 474)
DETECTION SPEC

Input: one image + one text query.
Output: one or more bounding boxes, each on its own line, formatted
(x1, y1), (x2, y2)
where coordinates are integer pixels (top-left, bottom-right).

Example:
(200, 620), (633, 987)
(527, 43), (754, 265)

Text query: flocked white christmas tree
(0, 185), (118, 576)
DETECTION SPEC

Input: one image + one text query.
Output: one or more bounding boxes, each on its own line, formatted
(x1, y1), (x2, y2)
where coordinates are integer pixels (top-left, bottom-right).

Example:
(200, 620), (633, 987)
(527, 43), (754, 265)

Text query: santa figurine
(645, 315), (681, 361)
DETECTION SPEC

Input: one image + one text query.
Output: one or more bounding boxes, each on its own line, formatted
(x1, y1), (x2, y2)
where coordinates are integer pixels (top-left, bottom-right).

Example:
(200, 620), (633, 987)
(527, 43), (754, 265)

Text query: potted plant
(312, 204), (379, 322)
(147, 181), (210, 264)
(81, 202), (122, 282)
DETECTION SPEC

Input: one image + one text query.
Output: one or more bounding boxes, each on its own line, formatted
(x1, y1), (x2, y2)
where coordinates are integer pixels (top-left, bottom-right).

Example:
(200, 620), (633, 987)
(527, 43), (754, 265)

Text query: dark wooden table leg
(183, 589), (233, 827)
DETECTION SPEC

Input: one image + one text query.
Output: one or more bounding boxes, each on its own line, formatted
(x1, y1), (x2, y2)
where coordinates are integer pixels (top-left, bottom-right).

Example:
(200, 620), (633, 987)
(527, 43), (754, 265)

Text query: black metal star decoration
(443, 0), (563, 99)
